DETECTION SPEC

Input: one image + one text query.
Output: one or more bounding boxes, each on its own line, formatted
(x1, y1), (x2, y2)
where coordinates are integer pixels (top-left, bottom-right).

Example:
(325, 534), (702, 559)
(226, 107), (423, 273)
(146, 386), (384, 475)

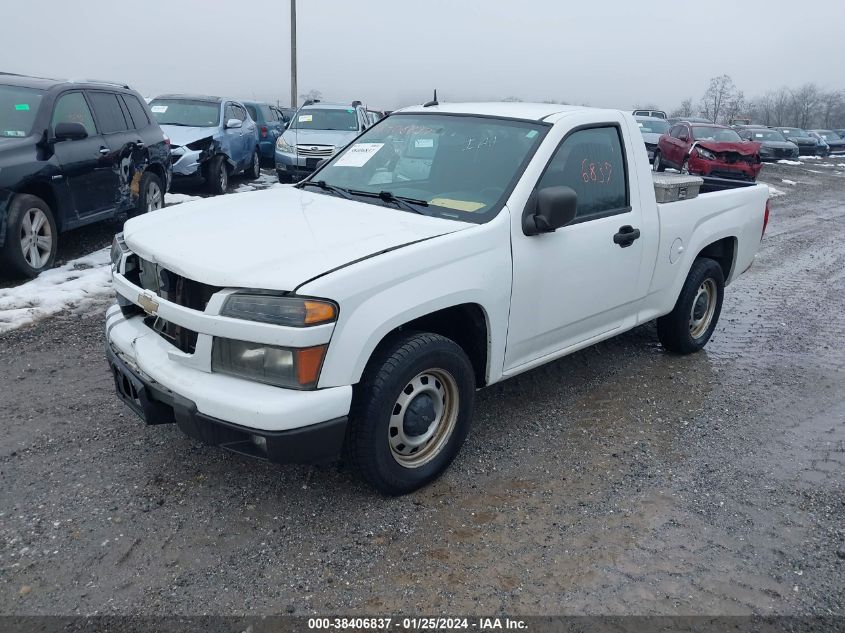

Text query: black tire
(132, 171), (164, 217)
(246, 150), (261, 180)
(346, 332), (476, 495)
(0, 194), (58, 279)
(206, 155), (228, 195)
(657, 257), (725, 354)
(653, 151), (666, 172)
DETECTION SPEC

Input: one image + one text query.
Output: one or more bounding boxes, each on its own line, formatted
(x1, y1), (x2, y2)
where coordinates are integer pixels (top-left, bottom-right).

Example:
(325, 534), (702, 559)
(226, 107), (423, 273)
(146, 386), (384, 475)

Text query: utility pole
(290, 0), (297, 109)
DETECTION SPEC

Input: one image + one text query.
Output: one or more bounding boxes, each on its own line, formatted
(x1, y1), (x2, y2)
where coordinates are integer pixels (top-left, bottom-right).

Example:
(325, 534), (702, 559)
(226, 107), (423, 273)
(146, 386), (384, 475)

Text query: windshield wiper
(297, 180), (354, 200)
(347, 190), (429, 214)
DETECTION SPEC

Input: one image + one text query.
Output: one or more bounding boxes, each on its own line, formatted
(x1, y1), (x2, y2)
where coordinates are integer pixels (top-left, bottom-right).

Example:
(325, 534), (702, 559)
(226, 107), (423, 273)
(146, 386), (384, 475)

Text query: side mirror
(226, 118), (243, 129)
(53, 122), (88, 142)
(523, 186), (578, 236)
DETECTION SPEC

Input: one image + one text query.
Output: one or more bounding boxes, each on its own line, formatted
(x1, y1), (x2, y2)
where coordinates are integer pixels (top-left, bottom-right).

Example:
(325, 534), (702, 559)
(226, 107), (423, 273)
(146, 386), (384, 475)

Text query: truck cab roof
(395, 101), (602, 122)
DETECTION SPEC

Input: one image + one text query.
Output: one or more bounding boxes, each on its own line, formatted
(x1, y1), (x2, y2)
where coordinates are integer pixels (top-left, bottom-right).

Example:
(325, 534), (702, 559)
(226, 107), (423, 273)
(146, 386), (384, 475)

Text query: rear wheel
(206, 155), (228, 195)
(133, 171), (163, 216)
(653, 151), (666, 172)
(247, 150), (260, 180)
(657, 257), (725, 354)
(0, 194), (58, 278)
(346, 332), (476, 495)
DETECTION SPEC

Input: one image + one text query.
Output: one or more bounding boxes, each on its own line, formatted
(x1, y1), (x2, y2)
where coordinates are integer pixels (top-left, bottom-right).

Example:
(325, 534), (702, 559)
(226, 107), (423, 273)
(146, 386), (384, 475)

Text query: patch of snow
(799, 155), (820, 160)
(838, 164), (845, 168)
(761, 183), (786, 198)
(777, 160), (802, 166)
(0, 248), (112, 334)
(233, 184), (256, 193)
(816, 164), (835, 168)
(781, 179), (798, 185)
(164, 193), (201, 205)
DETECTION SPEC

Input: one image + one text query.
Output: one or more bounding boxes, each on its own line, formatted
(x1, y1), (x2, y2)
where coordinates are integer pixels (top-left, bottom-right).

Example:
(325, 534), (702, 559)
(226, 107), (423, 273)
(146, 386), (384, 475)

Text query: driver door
(504, 120), (649, 373)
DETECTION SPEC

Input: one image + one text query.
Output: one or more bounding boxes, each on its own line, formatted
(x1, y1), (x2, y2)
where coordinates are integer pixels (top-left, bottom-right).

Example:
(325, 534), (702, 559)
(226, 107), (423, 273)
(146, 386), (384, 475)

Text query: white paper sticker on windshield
(414, 138), (434, 148)
(334, 143), (384, 167)
(298, 114), (313, 123)
(150, 105), (168, 113)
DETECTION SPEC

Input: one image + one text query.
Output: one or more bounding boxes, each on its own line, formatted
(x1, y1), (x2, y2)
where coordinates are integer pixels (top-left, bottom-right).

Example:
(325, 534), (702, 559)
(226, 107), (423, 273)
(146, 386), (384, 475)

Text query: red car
(653, 122), (762, 181)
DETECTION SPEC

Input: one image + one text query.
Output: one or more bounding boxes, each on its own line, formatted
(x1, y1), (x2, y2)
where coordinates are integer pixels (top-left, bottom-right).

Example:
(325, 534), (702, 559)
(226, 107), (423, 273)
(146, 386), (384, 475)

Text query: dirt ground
(0, 161), (843, 617)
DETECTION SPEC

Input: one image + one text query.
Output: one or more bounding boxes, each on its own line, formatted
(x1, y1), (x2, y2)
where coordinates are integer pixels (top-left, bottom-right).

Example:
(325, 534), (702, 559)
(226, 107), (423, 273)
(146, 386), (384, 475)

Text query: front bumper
(274, 149), (333, 174)
(170, 147), (206, 177)
(106, 339), (347, 464)
(688, 156), (761, 180)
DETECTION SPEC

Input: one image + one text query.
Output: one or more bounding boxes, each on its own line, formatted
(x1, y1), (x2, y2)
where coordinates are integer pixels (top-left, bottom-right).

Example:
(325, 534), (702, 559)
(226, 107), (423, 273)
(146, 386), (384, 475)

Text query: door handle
(613, 225), (641, 248)
(99, 147), (109, 155)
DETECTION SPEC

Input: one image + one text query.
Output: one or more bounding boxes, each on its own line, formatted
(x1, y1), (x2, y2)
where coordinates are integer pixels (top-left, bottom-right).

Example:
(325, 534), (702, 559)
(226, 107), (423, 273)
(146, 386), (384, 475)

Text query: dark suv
(0, 73), (171, 277)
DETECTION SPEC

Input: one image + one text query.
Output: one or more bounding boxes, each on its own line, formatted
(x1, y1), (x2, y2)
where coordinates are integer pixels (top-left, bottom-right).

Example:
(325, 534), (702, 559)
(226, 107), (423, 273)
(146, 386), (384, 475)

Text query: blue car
(149, 94), (260, 194)
(243, 101), (287, 163)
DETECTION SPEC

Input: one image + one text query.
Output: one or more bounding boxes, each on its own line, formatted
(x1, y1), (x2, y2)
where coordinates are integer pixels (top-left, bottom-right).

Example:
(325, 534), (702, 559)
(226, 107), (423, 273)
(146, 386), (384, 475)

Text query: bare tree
(818, 90), (843, 128)
(791, 83), (820, 129)
(670, 98), (694, 118)
(502, 96), (524, 102)
(700, 75), (741, 124)
(771, 88), (792, 126)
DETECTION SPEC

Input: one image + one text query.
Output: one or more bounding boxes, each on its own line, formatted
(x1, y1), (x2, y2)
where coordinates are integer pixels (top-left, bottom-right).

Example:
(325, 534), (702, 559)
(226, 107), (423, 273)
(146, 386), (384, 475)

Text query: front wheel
(346, 332), (476, 495)
(0, 194), (57, 278)
(653, 151), (666, 172)
(657, 257), (725, 354)
(206, 155), (228, 195)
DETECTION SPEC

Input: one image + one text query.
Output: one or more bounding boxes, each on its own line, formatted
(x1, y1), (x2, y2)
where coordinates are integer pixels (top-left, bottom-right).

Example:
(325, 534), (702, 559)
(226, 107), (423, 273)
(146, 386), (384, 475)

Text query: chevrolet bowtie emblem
(138, 293), (160, 315)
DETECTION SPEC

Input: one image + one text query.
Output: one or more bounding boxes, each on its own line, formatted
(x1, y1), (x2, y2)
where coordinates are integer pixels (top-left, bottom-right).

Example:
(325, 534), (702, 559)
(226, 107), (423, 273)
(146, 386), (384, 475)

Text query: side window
(536, 126), (628, 220)
(669, 125), (681, 138)
(245, 104), (258, 122)
(88, 92), (129, 134)
(233, 105), (247, 121)
(51, 92), (97, 137)
(122, 94), (150, 129)
(225, 104), (236, 123)
(261, 105), (274, 122)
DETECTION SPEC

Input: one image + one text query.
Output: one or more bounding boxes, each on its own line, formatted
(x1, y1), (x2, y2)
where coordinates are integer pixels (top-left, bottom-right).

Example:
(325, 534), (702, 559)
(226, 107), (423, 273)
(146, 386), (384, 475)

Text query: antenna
(423, 89), (438, 108)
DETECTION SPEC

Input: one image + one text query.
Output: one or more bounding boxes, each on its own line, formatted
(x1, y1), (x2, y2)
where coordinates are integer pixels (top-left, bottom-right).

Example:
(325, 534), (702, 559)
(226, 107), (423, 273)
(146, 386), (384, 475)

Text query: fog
(2, 0), (842, 110)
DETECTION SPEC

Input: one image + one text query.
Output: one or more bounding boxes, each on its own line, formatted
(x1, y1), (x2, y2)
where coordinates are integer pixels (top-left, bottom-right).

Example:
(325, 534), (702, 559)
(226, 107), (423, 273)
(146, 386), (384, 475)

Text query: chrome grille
(295, 144), (334, 157)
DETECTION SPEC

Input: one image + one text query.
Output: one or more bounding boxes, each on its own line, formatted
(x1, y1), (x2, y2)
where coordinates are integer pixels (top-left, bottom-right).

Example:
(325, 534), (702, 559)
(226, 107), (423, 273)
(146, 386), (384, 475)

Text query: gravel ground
(0, 161), (843, 617)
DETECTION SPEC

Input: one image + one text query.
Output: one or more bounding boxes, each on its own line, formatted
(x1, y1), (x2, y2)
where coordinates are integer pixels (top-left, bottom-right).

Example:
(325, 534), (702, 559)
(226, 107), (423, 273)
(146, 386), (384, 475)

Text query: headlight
(276, 136), (293, 152)
(110, 233), (129, 268)
(221, 293), (337, 327)
(211, 338), (327, 389)
(695, 147), (716, 161)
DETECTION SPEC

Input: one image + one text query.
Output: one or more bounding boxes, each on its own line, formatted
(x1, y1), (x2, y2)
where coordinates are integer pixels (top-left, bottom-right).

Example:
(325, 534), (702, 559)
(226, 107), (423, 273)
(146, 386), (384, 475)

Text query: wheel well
(145, 162), (166, 185)
(383, 304), (489, 387)
(696, 236), (736, 281)
(13, 183), (61, 230)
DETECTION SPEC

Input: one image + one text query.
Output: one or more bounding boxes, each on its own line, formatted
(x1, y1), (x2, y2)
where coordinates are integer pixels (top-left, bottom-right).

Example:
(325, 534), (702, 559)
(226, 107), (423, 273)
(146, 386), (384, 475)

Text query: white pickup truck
(106, 102), (769, 494)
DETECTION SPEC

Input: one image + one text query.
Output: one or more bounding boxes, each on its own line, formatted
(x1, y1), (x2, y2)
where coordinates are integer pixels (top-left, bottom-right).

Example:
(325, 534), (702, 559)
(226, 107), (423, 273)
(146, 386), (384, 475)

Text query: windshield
(290, 108), (359, 131)
(149, 99), (220, 127)
(0, 85), (44, 137)
(637, 119), (669, 134)
(310, 113), (547, 222)
(819, 131), (842, 141)
(692, 126), (742, 142)
(780, 128), (806, 136)
(750, 129), (786, 142)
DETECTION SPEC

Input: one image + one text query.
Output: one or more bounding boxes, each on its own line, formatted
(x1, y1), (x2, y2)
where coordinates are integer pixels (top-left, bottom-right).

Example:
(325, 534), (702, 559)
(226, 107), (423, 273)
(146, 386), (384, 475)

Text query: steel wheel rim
(19, 208), (52, 270)
(689, 278), (717, 339)
(653, 154), (660, 171)
(146, 181), (162, 212)
(388, 368), (459, 468)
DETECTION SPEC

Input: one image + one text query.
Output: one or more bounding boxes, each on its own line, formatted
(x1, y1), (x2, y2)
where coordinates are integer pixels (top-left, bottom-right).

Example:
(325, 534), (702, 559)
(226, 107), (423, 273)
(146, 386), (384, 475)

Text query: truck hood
(282, 128), (358, 148)
(161, 125), (218, 147)
(696, 140), (760, 156)
(122, 186), (471, 291)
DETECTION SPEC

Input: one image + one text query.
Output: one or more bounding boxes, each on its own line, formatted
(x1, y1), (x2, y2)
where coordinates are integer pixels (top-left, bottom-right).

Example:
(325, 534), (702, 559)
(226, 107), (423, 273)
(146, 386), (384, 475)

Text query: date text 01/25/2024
(307, 617), (528, 630)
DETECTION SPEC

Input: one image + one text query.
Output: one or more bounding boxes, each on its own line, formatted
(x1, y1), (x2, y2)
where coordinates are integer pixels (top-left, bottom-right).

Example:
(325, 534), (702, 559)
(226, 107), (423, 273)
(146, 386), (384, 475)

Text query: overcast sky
(2, 0), (843, 110)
